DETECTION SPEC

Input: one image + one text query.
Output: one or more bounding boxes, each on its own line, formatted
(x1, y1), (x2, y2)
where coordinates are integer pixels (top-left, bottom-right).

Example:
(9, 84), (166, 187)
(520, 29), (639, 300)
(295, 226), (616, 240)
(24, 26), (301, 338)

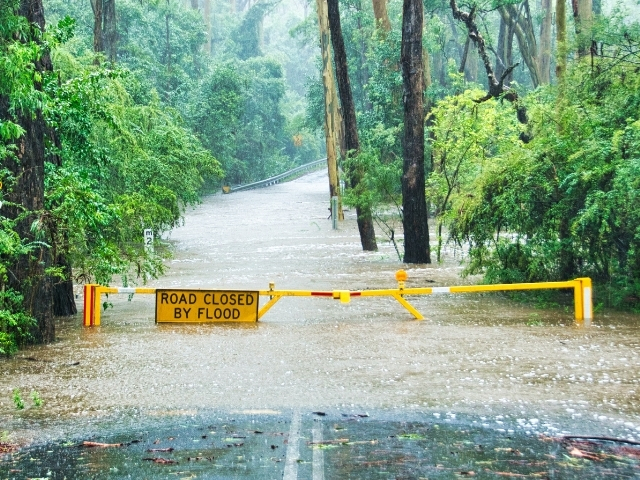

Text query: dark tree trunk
(495, 16), (506, 79)
(90, 0), (117, 63)
(506, 20), (514, 84)
(103, 0), (117, 62)
(327, 0), (377, 251)
(494, 16), (514, 86)
(401, 0), (430, 264)
(166, 0), (171, 71)
(52, 251), (77, 317)
(90, 0), (103, 56)
(0, 0), (56, 343)
(459, 36), (470, 74)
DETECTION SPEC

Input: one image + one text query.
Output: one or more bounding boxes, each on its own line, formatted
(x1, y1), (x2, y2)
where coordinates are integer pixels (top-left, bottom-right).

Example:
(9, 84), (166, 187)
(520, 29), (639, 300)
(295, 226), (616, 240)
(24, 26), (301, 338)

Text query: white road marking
(283, 410), (301, 480)
(312, 421), (325, 480)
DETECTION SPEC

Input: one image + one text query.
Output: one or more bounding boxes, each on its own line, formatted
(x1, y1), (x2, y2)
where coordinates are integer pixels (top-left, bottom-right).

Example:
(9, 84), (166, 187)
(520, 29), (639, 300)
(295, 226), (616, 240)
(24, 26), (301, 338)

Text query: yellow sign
(155, 289), (259, 323)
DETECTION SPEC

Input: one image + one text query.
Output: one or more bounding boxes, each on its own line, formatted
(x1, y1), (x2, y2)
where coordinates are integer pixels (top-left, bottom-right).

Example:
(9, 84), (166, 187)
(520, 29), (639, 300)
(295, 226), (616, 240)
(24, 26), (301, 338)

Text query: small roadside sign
(144, 229), (154, 252)
(155, 289), (259, 323)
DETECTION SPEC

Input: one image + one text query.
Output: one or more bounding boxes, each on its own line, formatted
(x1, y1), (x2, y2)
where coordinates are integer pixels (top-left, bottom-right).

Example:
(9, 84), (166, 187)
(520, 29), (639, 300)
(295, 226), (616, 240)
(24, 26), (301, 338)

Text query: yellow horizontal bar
(359, 288), (433, 296)
(98, 287), (158, 294)
(258, 290), (326, 297)
(448, 281), (575, 293)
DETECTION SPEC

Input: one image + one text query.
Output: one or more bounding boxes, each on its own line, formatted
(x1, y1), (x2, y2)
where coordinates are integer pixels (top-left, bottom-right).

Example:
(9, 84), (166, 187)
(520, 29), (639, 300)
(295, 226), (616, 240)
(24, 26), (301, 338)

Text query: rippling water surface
(2, 170), (640, 447)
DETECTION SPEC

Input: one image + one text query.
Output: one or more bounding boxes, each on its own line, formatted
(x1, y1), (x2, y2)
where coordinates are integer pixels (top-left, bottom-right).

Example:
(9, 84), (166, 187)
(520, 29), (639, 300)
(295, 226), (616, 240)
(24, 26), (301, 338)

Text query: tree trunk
(495, 15), (515, 85)
(495, 16), (506, 80)
(103, 0), (117, 62)
(166, 0), (171, 71)
(372, 0), (391, 32)
(90, 0), (117, 63)
(467, 44), (478, 81)
(0, 0), (56, 343)
(401, 0), (430, 264)
(327, 0), (377, 251)
(506, 16), (515, 84)
(556, 0), (567, 81)
(459, 36), (470, 74)
(204, 0), (211, 54)
(90, 0), (103, 57)
(423, 47), (431, 94)
(572, 0), (593, 58)
(538, 0), (552, 84)
(356, 5), (372, 112)
(316, 0), (344, 220)
(52, 254), (77, 316)
(498, 3), (540, 88)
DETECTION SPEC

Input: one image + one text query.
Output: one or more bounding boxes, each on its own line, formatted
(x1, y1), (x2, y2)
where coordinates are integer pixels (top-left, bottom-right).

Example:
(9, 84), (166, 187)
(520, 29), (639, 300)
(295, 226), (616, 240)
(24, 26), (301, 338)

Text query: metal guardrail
(226, 159), (326, 193)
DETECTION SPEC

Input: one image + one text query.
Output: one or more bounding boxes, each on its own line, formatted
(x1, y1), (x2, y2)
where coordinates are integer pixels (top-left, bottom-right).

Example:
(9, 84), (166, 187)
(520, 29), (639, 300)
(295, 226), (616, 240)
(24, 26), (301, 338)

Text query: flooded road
(2, 169), (640, 449)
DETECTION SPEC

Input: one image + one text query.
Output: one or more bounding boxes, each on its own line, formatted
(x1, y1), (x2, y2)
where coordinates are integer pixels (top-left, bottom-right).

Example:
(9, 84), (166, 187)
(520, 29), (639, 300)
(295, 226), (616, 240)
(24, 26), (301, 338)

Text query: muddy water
(2, 170), (640, 444)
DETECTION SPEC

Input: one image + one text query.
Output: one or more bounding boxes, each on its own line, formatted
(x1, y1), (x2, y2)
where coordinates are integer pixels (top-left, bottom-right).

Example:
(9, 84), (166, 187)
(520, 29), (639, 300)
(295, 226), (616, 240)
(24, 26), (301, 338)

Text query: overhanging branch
(450, 0), (530, 139)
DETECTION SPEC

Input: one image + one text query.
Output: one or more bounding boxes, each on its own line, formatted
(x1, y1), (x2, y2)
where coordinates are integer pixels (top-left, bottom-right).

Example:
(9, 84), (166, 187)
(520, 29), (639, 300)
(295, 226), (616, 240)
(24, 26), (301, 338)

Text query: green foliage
(436, 16), (640, 307)
(190, 57), (289, 184)
(0, 4), (45, 354)
(232, 1), (278, 60)
(427, 87), (524, 261)
(31, 390), (43, 407)
(44, 62), (223, 286)
(45, 0), (207, 108)
(0, 284), (36, 355)
(12, 389), (24, 410)
(0, 0), (46, 164)
(342, 147), (404, 258)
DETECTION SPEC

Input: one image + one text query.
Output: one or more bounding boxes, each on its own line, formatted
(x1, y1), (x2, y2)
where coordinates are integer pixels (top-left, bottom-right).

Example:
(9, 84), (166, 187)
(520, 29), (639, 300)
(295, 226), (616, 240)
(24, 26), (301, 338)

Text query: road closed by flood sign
(155, 289), (259, 323)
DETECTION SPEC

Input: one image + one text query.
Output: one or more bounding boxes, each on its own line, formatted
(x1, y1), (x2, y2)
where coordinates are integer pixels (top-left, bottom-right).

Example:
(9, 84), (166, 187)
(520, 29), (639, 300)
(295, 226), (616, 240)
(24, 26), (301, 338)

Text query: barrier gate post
(83, 284), (97, 327)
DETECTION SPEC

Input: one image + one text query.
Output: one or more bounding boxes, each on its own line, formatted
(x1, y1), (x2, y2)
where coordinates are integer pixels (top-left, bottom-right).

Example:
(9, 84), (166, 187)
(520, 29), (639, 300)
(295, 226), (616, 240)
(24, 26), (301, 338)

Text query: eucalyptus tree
(328, 0), (377, 251)
(316, 0), (344, 219)
(401, 0), (430, 263)
(0, 0), (57, 348)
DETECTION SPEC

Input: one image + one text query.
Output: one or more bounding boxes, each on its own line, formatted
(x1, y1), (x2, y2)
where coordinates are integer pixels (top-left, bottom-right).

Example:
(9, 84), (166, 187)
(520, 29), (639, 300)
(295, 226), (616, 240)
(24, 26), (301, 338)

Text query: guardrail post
(331, 196), (338, 230)
(83, 284), (97, 327)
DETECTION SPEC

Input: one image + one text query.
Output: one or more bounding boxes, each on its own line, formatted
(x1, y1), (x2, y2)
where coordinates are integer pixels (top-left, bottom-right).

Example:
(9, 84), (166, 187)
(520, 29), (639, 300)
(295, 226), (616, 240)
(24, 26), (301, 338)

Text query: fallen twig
(568, 447), (604, 461)
(561, 435), (640, 446)
(143, 457), (178, 464)
(308, 438), (349, 445)
(81, 441), (124, 448)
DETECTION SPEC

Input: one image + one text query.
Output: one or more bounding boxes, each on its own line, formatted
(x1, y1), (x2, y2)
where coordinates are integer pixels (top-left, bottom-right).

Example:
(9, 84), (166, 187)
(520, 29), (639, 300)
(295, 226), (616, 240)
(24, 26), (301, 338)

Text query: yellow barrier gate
(82, 272), (593, 327)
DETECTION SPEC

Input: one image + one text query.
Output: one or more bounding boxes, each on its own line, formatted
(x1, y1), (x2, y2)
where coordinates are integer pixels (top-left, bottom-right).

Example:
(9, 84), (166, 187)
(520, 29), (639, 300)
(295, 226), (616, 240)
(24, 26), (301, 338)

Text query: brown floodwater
(2, 170), (640, 445)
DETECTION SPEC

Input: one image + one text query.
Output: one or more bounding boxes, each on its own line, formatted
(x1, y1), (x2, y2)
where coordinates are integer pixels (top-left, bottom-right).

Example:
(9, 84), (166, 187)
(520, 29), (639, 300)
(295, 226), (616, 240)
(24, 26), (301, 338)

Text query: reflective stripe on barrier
(82, 272), (594, 326)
